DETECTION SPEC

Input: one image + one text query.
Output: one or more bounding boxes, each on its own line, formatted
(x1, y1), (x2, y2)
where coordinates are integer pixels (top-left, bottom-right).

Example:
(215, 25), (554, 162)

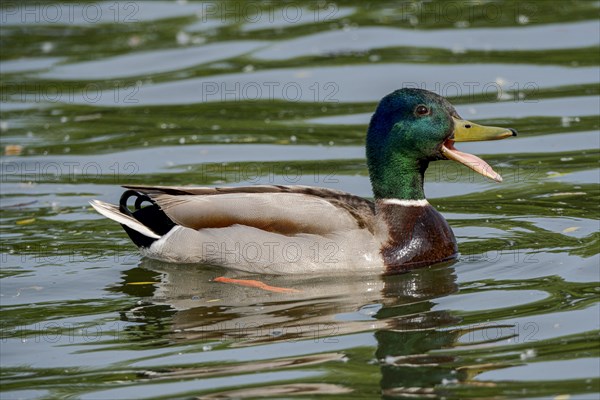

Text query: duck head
(366, 88), (516, 200)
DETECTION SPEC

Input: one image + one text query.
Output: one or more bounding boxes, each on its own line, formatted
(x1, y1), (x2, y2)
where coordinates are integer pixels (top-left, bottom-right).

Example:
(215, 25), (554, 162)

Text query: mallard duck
(91, 88), (516, 275)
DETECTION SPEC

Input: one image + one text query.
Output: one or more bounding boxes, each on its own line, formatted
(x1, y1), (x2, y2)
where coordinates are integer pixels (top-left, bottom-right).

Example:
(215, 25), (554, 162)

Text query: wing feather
(123, 185), (376, 235)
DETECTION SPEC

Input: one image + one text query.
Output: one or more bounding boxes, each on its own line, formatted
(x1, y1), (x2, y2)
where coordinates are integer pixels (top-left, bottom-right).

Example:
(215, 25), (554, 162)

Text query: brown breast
(376, 201), (458, 273)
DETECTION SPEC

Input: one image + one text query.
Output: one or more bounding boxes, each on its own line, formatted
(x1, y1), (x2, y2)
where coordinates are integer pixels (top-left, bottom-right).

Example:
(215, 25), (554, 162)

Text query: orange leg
(213, 277), (302, 294)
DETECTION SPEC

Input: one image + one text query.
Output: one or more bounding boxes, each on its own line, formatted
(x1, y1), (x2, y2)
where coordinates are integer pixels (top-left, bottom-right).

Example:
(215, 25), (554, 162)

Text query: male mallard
(91, 89), (516, 274)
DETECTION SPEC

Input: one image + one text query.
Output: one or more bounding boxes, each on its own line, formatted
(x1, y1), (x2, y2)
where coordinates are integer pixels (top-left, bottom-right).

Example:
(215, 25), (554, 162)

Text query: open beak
(441, 117), (517, 183)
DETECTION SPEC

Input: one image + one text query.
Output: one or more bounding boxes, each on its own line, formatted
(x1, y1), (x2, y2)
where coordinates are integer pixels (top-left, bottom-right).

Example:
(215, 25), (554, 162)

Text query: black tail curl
(119, 190), (176, 248)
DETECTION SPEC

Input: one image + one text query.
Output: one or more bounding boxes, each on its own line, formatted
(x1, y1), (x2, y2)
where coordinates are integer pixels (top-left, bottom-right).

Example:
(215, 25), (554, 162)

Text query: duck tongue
(441, 140), (502, 182)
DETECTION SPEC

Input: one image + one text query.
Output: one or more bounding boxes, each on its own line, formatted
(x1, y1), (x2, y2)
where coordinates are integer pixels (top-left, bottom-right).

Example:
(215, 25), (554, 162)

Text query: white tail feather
(90, 200), (161, 239)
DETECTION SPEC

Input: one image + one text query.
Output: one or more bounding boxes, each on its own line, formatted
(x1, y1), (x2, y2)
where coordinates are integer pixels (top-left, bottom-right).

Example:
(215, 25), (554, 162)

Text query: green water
(1, 1), (599, 399)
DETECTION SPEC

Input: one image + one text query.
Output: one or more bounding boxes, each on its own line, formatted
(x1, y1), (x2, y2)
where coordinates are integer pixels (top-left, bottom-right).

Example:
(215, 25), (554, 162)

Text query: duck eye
(415, 105), (429, 116)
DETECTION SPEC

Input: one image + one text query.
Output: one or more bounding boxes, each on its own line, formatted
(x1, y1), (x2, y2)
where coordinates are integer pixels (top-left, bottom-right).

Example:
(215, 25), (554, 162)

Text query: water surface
(1, 1), (599, 399)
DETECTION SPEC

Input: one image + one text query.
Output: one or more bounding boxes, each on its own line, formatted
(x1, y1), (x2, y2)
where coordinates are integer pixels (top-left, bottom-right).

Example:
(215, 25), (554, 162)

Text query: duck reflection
(136, 259), (383, 345)
(373, 266), (467, 396)
(117, 260), (483, 396)
(132, 259), (458, 345)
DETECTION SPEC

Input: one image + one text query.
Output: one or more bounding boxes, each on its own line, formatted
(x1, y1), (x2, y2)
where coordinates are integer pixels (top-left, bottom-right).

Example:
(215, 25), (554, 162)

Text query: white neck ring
(381, 198), (429, 207)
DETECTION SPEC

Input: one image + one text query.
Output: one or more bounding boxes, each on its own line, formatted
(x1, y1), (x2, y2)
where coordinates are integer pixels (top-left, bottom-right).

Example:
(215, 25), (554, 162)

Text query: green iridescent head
(366, 88), (516, 200)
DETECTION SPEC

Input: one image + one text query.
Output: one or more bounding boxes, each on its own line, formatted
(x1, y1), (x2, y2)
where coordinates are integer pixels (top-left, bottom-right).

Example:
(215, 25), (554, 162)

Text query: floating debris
(554, 395), (571, 400)
(520, 349), (537, 360)
(541, 192), (586, 198)
(41, 42), (54, 53)
(74, 113), (102, 122)
(4, 144), (23, 156)
(176, 31), (190, 45)
(561, 116), (580, 127)
(128, 35), (142, 47)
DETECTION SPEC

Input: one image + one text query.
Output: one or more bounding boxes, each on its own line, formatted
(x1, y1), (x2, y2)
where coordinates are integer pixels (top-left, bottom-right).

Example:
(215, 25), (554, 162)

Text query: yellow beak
(441, 117), (517, 183)
(452, 117), (517, 142)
